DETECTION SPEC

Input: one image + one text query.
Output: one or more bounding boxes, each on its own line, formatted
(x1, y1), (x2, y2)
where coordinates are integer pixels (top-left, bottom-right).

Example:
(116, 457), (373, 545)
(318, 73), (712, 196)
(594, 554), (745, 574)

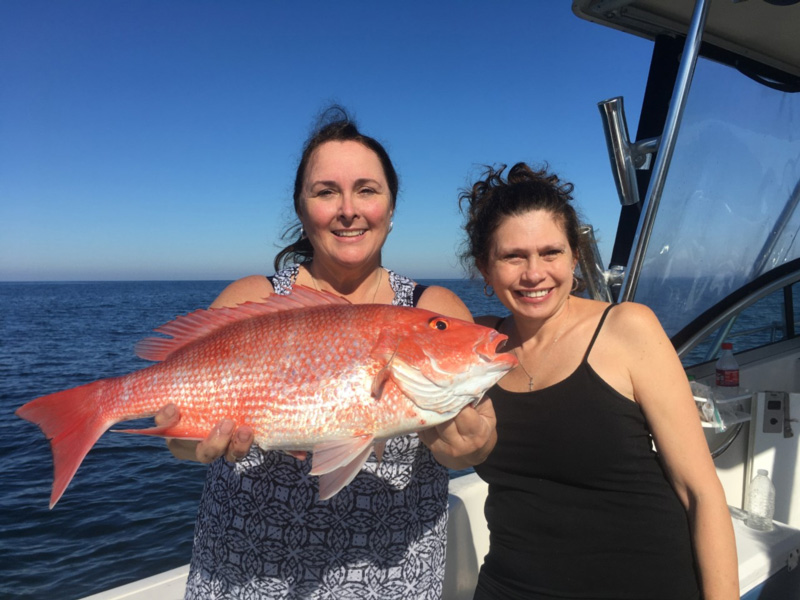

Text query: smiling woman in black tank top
(459, 163), (738, 599)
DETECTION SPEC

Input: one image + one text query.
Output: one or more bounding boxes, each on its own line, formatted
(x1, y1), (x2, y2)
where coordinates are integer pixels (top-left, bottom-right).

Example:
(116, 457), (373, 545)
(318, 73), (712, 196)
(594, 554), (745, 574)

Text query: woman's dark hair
(274, 106), (399, 270)
(459, 162), (582, 277)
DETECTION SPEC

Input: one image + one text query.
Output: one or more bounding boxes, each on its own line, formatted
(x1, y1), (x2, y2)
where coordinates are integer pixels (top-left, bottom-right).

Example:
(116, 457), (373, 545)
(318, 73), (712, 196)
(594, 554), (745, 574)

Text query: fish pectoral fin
(309, 435), (374, 476)
(370, 332), (464, 413)
(371, 353), (396, 399)
(316, 443), (375, 501)
(374, 441), (386, 465)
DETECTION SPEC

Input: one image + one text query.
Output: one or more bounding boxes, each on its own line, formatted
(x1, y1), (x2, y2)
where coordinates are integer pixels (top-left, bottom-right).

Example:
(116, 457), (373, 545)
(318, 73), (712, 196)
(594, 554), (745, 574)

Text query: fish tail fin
(16, 380), (114, 509)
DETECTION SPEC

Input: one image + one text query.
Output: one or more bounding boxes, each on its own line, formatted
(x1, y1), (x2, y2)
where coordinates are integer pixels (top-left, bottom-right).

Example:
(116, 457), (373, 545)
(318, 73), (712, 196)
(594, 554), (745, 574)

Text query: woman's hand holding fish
(199, 419), (255, 464)
(155, 404), (255, 464)
(417, 397), (497, 469)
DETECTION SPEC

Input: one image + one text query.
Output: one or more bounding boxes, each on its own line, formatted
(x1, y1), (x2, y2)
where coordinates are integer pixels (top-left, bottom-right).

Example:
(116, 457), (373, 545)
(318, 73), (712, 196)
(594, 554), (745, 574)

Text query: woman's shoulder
(605, 301), (663, 333)
(210, 275), (275, 309)
(564, 298), (662, 344)
(595, 301), (670, 356)
(414, 284), (473, 322)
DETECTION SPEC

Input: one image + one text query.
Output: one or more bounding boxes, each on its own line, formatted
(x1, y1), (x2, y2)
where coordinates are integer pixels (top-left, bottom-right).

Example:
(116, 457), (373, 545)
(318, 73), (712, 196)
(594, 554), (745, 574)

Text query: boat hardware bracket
(788, 548), (799, 572)
(598, 96), (660, 207)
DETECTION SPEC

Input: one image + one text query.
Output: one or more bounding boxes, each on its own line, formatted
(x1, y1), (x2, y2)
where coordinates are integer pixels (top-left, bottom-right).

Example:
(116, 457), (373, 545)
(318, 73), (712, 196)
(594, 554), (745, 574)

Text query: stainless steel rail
(619, 0), (712, 302)
(577, 225), (613, 302)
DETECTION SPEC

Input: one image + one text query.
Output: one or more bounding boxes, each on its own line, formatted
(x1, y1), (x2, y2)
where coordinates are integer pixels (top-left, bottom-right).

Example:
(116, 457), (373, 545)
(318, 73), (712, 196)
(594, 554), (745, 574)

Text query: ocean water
(0, 279), (507, 600)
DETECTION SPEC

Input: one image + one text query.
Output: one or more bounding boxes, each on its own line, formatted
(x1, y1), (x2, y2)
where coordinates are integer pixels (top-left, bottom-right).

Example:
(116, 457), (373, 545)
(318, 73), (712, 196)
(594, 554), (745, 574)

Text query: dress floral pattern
(184, 266), (448, 599)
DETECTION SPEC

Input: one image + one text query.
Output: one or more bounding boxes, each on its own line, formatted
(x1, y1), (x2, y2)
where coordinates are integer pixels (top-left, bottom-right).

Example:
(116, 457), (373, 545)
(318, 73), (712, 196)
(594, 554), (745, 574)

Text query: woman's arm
(612, 303), (739, 600)
(415, 286), (500, 469)
(154, 275), (272, 463)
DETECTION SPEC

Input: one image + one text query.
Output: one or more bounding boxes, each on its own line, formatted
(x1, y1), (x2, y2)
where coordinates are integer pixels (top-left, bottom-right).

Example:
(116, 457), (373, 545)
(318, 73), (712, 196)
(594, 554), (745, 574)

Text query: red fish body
(17, 286), (516, 507)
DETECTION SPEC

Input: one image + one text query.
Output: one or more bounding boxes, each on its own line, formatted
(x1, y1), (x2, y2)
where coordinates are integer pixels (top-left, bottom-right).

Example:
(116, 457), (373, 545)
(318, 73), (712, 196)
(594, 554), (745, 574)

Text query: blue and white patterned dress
(184, 266), (449, 599)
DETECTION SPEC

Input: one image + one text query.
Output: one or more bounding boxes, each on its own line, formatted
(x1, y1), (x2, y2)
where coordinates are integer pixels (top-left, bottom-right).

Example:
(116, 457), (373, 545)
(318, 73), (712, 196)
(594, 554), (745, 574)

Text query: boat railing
(700, 320), (788, 364)
(727, 322), (787, 345)
(618, 0), (712, 303)
(577, 224), (613, 303)
(674, 263), (800, 361)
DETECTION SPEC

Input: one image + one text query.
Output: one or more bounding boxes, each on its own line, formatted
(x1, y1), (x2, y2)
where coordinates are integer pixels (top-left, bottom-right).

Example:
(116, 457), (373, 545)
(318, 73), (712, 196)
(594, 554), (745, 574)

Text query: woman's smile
(516, 288), (551, 299)
(333, 228), (368, 238)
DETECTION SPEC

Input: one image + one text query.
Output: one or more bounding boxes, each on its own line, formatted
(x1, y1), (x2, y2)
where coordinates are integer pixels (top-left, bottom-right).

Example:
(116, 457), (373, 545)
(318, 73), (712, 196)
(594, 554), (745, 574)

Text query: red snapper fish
(17, 285), (516, 508)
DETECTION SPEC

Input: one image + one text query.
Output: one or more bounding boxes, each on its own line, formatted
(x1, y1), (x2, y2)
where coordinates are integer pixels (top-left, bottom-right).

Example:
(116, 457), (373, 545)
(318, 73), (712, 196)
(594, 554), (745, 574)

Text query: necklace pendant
(528, 378), (534, 391)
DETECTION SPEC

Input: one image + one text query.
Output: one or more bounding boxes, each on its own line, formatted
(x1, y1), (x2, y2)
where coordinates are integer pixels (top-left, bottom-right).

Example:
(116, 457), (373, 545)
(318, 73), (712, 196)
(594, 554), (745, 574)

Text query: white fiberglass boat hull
(82, 472), (800, 600)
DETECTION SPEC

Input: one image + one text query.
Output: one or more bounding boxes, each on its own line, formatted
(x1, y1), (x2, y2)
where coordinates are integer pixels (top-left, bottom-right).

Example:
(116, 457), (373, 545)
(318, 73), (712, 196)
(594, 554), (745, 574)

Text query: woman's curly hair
(459, 162), (581, 276)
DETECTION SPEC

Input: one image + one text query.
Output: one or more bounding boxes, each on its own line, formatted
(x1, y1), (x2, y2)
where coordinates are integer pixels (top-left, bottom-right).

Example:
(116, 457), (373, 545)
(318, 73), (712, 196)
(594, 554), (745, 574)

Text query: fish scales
(16, 285), (516, 506)
(122, 305), (404, 444)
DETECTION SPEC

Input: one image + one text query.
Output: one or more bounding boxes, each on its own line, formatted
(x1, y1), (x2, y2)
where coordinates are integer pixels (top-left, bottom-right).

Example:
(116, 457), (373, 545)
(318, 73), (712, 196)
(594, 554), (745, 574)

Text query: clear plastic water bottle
(745, 469), (775, 532)
(715, 342), (739, 391)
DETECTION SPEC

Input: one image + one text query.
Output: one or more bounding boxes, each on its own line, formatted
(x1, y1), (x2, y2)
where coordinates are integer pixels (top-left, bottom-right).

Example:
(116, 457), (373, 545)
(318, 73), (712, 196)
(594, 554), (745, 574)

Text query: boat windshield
(632, 56), (800, 339)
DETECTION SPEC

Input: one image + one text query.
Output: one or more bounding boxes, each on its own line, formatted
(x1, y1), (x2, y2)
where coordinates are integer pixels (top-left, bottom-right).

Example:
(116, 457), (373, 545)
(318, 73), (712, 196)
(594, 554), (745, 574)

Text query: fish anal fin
(112, 405), (207, 439)
(317, 443), (375, 501)
(112, 424), (205, 440)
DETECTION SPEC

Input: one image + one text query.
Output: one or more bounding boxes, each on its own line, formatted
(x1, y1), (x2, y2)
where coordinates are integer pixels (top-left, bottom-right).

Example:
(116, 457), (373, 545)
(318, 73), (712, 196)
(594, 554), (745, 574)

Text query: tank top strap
(412, 283), (428, 307)
(582, 304), (616, 362)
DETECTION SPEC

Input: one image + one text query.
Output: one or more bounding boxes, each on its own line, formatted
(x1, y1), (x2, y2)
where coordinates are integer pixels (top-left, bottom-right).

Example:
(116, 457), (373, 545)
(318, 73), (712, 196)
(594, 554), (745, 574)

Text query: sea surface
(0, 279), (508, 600)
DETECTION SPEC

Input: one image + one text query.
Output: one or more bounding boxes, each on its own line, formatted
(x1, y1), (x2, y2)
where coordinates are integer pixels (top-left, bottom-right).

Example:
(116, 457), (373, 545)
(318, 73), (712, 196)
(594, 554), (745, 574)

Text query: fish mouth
(476, 331), (518, 367)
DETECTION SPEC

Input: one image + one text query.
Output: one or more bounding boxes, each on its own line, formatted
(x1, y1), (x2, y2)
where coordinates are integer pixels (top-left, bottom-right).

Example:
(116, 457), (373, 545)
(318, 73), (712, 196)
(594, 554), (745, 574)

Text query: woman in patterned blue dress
(155, 107), (497, 599)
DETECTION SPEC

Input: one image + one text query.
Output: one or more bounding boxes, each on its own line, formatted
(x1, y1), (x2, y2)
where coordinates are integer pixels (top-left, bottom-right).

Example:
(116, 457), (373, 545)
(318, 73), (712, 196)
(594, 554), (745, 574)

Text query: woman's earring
(483, 283), (494, 297)
(571, 277), (579, 292)
(299, 227), (307, 240)
(388, 220), (394, 233)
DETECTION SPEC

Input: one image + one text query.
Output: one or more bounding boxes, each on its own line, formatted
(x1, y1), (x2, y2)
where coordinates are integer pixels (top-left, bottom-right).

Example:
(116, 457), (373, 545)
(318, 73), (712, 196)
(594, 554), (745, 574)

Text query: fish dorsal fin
(135, 284), (349, 362)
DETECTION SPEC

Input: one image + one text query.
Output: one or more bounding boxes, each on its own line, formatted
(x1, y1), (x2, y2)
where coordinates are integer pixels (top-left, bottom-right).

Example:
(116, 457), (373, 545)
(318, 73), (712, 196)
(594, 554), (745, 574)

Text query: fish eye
(429, 318), (449, 331)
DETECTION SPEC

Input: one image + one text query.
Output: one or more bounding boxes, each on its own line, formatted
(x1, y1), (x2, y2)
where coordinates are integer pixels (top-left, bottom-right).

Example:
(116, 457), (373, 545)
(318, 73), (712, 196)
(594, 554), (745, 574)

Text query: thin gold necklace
(308, 265), (383, 304)
(512, 298), (571, 392)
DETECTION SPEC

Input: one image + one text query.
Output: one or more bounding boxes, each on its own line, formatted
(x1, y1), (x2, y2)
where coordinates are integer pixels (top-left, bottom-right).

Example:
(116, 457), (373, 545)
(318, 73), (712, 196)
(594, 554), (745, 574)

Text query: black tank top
(474, 305), (700, 600)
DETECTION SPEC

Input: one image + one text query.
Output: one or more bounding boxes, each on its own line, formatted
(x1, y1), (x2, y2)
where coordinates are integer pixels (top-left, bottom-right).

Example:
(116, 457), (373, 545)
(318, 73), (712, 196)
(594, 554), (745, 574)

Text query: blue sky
(1, 1), (652, 281)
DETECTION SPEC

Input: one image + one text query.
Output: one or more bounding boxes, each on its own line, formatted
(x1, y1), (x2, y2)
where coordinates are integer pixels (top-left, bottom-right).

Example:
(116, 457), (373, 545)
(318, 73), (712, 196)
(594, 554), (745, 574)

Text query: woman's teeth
(519, 289), (548, 298)
(334, 230), (366, 237)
